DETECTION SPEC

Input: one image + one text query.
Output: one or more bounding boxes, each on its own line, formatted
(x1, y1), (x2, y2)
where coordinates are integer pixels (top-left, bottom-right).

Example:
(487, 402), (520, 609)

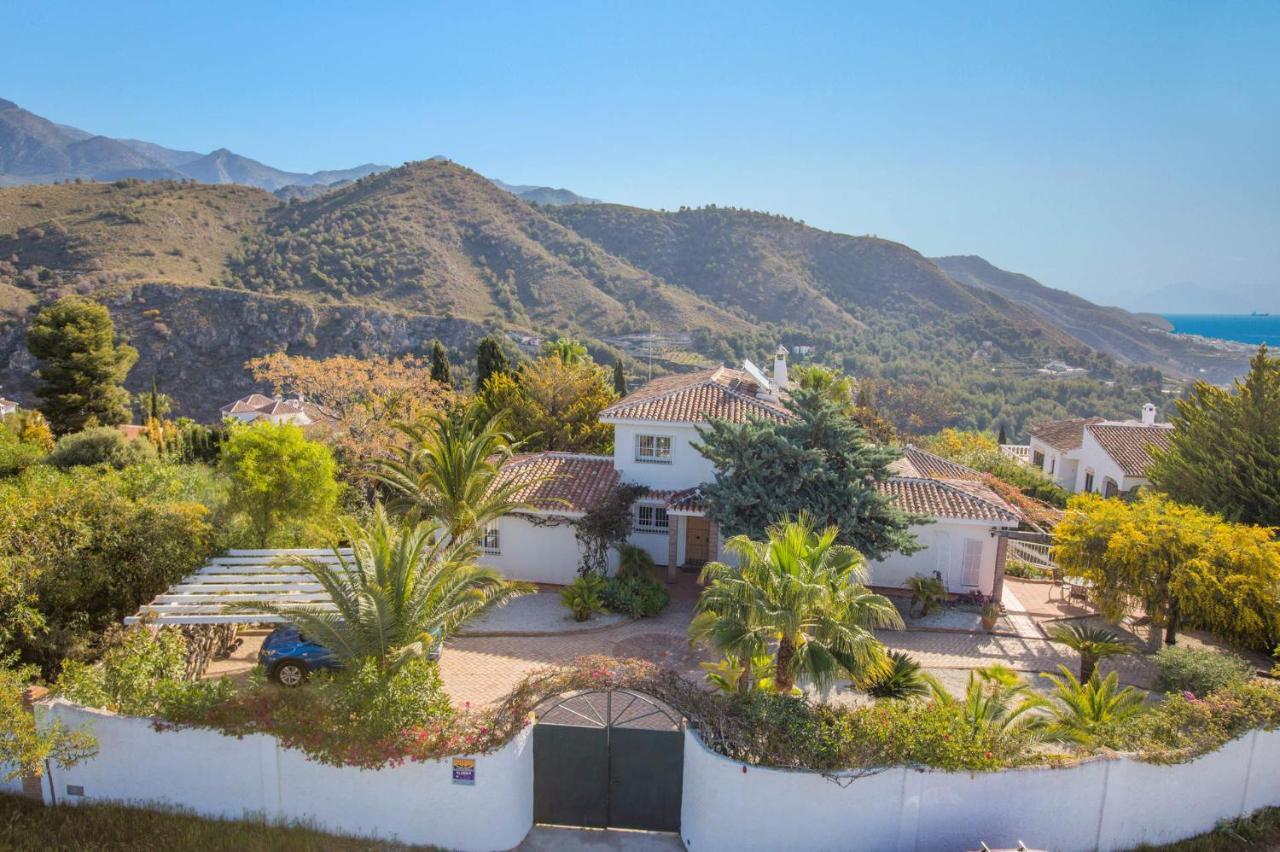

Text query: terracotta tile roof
(221, 393), (277, 415)
(600, 367), (790, 425)
(889, 446), (985, 482)
(880, 477), (1021, 523)
(664, 487), (706, 514)
(495, 452), (619, 514)
(1029, 417), (1104, 451)
(1086, 423), (1172, 476)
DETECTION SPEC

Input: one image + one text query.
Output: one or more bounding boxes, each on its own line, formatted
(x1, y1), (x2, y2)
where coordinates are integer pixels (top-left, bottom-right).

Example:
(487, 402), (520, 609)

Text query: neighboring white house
(480, 347), (1022, 598)
(1028, 404), (1172, 496)
(220, 393), (318, 426)
(0, 397), (17, 417)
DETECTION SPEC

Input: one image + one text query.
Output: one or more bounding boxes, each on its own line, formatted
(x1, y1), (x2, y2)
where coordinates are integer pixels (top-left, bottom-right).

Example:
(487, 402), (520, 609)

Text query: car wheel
(272, 660), (308, 687)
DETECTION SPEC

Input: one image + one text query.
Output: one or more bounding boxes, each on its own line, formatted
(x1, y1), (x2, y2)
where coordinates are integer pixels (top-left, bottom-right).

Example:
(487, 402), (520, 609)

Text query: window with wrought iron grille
(482, 523), (501, 555)
(635, 505), (670, 533)
(635, 434), (672, 464)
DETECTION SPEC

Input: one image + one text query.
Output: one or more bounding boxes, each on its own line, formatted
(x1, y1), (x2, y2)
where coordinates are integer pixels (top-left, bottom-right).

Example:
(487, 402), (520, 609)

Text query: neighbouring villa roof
(890, 446), (985, 482)
(1086, 422), (1172, 476)
(1029, 417), (1105, 451)
(881, 477), (1022, 524)
(496, 452), (620, 513)
(221, 393), (312, 418)
(600, 367), (790, 425)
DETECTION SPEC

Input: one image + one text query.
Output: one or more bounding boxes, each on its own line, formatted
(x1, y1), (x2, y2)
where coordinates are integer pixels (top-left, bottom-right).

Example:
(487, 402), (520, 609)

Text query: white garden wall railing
(25, 698), (1280, 851)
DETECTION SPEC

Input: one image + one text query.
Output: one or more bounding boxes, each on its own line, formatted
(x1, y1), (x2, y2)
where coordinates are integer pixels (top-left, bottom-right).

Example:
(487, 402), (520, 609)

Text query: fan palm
(371, 407), (542, 539)
(690, 515), (903, 694)
(930, 665), (1049, 738)
(247, 507), (533, 676)
(1047, 623), (1136, 682)
(1040, 665), (1146, 745)
(862, 650), (941, 700)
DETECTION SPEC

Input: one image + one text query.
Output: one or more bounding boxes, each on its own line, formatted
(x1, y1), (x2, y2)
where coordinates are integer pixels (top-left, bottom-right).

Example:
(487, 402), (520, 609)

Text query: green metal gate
(533, 689), (684, 832)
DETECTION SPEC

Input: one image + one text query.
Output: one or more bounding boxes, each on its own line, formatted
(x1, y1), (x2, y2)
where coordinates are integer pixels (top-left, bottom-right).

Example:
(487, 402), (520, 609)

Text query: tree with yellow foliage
(480, 355), (617, 453)
(1053, 492), (1280, 650)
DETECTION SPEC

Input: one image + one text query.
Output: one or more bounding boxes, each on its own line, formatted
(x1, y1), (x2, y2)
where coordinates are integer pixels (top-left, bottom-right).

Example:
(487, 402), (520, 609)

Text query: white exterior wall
(870, 520), (1003, 595)
(1075, 429), (1146, 494)
(627, 500), (672, 566)
(1028, 437), (1077, 491)
(36, 700), (533, 852)
(609, 421), (716, 491)
(478, 514), (616, 585)
(681, 727), (1280, 852)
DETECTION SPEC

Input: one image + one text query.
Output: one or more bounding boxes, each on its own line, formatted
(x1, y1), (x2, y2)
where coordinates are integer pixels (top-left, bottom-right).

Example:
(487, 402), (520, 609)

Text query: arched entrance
(532, 689), (684, 832)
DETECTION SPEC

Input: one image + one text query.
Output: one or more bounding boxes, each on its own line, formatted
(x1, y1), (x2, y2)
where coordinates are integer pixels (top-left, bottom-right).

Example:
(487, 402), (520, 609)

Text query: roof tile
(495, 452), (620, 513)
(601, 367), (790, 424)
(1086, 423), (1172, 476)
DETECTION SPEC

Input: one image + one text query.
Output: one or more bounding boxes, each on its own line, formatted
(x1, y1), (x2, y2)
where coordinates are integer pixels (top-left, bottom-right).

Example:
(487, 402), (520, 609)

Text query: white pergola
(125, 548), (350, 626)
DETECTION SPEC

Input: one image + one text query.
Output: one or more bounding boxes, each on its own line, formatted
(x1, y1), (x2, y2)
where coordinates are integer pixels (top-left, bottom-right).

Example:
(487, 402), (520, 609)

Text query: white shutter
(961, 539), (983, 587)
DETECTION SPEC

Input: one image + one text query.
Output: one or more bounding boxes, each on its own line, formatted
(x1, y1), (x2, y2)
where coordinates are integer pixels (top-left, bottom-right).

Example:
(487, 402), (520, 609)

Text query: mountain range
(0, 101), (1255, 432)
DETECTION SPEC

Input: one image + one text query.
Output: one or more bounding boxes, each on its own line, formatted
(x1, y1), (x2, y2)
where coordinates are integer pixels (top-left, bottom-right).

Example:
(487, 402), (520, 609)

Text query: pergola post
(992, 533), (1009, 606)
(666, 517), (680, 583)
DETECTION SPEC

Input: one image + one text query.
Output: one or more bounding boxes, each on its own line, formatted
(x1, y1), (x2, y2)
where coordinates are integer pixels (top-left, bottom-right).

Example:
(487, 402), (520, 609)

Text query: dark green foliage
(573, 484), (648, 576)
(25, 297), (137, 434)
(429, 340), (451, 385)
(561, 574), (606, 622)
(601, 572), (669, 618)
(475, 336), (509, 390)
(1154, 646), (1254, 696)
(612, 359), (627, 395)
(997, 424), (1008, 445)
(46, 427), (156, 469)
(863, 651), (933, 700)
(1149, 345), (1280, 526)
(696, 388), (924, 560)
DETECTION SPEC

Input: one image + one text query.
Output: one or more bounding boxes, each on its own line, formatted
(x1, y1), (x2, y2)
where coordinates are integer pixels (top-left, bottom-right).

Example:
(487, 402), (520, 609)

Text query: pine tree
(612, 359), (627, 396)
(26, 296), (137, 434)
(429, 340), (451, 386)
(694, 387), (925, 560)
(1148, 345), (1280, 526)
(475, 337), (509, 391)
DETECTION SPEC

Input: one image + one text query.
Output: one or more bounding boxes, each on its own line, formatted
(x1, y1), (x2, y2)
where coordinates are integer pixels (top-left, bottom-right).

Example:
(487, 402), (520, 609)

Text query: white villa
(1028, 404), (1172, 496)
(0, 397), (16, 417)
(220, 393), (319, 426)
(479, 348), (1024, 599)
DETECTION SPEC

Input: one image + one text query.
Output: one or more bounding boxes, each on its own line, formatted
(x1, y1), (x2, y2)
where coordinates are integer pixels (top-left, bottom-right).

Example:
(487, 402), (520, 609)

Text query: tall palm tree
(690, 516), (903, 694)
(1047, 623), (1136, 681)
(1040, 665), (1145, 745)
(544, 337), (588, 365)
(249, 507), (532, 675)
(371, 407), (540, 539)
(930, 665), (1049, 738)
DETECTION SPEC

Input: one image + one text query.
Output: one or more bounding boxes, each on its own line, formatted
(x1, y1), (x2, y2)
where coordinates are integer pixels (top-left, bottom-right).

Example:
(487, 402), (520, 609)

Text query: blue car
(258, 624), (443, 686)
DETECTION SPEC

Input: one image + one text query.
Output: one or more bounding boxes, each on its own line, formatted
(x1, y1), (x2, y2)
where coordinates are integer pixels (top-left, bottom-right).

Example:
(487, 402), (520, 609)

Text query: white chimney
(1141, 403), (1157, 425)
(773, 345), (789, 389)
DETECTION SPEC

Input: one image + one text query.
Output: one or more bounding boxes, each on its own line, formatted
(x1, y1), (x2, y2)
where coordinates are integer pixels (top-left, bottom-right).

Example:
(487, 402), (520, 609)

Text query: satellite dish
(741, 359), (771, 388)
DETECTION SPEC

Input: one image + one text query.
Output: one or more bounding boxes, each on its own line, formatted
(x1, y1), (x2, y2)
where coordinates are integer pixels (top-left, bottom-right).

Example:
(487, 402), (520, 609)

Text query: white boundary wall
(36, 699), (533, 852)
(681, 727), (1280, 852)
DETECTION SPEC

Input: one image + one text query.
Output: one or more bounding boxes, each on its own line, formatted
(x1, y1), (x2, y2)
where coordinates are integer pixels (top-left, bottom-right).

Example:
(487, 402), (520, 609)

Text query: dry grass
(0, 793), (437, 851)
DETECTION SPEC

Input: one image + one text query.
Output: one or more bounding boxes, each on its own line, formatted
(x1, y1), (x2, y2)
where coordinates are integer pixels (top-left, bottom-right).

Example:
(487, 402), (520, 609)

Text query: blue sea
(1163, 314), (1280, 347)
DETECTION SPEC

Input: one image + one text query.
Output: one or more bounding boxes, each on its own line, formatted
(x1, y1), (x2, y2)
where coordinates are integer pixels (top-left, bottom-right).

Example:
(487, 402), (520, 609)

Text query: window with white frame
(635, 505), (670, 533)
(482, 523), (501, 555)
(635, 434), (672, 464)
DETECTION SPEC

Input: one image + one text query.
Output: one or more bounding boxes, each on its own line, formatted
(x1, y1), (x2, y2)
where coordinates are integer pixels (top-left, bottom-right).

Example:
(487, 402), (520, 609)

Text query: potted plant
(980, 597), (1001, 632)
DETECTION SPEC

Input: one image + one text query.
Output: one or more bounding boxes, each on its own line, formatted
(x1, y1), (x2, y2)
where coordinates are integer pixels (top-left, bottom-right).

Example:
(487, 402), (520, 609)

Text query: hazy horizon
(6, 1), (1278, 311)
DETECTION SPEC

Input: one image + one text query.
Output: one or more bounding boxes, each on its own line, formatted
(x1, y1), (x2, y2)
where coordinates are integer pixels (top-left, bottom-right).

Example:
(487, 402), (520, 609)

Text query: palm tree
(371, 407), (540, 539)
(690, 516), (903, 694)
(1047, 623), (1136, 682)
(862, 651), (940, 700)
(930, 665), (1049, 738)
(1040, 665), (1145, 745)
(250, 507), (532, 675)
(544, 337), (588, 365)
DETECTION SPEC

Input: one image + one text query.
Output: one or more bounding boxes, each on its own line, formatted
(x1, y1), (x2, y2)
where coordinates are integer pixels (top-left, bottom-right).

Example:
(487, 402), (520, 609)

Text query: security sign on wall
(452, 757), (476, 785)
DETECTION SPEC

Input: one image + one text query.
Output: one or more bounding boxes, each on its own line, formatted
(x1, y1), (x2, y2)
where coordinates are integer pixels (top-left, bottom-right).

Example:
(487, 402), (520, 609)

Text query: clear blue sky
(6, 1), (1278, 309)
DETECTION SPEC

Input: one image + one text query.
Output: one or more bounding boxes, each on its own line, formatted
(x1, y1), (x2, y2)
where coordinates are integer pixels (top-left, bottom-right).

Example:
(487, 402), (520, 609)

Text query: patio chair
(1049, 568), (1069, 600)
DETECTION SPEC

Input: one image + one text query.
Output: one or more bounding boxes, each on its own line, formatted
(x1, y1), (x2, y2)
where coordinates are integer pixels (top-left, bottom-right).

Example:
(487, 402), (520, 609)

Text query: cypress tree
(475, 336), (509, 390)
(612, 360), (627, 396)
(997, 424), (1008, 446)
(429, 340), (451, 385)
(26, 296), (137, 434)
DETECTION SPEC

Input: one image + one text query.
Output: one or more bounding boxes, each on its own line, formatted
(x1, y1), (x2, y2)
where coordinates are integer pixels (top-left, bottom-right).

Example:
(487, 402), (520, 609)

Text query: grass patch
(0, 793), (436, 851)
(1131, 807), (1280, 850)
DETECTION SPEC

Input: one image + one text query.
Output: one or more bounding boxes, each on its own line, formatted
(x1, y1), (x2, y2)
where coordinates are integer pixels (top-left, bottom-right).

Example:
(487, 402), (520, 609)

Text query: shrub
(1105, 679), (1280, 763)
(616, 544), (656, 578)
(905, 573), (946, 616)
(1154, 646), (1254, 696)
(601, 572), (669, 618)
(1, 662), (97, 781)
(56, 626), (232, 718)
(562, 574), (606, 622)
(1004, 560), (1049, 580)
(46, 426), (156, 469)
(862, 651), (934, 700)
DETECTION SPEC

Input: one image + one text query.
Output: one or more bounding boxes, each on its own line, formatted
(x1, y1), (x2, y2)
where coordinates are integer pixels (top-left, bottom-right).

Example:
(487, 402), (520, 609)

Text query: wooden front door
(685, 516), (710, 564)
